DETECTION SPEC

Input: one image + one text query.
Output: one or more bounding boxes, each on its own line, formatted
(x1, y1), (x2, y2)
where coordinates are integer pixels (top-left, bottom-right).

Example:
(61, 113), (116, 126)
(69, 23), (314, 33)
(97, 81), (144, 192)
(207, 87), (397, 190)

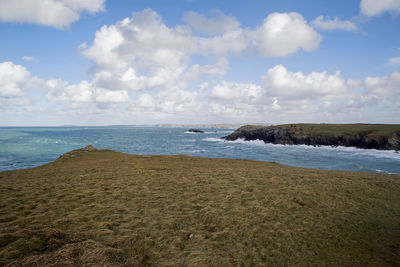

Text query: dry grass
(1, 147), (400, 266)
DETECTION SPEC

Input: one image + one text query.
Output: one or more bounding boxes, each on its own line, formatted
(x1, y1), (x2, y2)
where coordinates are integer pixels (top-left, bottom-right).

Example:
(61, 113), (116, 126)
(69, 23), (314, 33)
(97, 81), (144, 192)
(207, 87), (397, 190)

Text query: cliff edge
(224, 124), (400, 150)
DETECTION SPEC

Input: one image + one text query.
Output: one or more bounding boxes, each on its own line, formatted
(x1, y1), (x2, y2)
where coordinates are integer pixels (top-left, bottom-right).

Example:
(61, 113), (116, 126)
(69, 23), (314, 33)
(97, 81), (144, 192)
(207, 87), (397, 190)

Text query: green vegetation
(1, 147), (400, 266)
(275, 123), (400, 138)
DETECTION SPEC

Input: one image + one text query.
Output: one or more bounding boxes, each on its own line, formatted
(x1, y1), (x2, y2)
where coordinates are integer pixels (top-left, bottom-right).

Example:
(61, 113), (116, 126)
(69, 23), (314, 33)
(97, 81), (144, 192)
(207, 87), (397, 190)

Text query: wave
(203, 137), (400, 161)
(214, 130), (234, 134)
(376, 169), (394, 174)
(203, 137), (226, 142)
(182, 139), (196, 142)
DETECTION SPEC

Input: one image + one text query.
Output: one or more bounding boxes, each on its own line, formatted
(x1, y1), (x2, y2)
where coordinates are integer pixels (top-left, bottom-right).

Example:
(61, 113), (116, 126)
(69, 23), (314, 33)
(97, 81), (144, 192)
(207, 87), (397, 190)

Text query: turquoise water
(0, 127), (399, 174)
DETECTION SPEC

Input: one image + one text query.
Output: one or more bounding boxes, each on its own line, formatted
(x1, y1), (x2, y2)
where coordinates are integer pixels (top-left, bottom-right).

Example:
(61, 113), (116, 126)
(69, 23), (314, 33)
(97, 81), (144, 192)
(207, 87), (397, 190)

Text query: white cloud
(136, 94), (156, 110)
(347, 78), (363, 88)
(249, 12), (322, 57)
(22, 56), (38, 62)
(0, 61), (45, 98)
(0, 0), (105, 29)
(207, 81), (267, 119)
(80, 9), (323, 117)
(184, 9), (240, 35)
(46, 79), (129, 108)
(3, 58), (400, 124)
(361, 0), (400, 16)
(0, 61), (128, 109)
(82, 9), (322, 95)
(312, 16), (357, 31)
(211, 81), (264, 103)
(365, 71), (400, 96)
(82, 8), (234, 97)
(95, 88), (128, 104)
(157, 90), (200, 113)
(389, 56), (400, 65)
(262, 65), (347, 100)
(197, 29), (247, 55)
(46, 80), (93, 104)
(62, 0), (105, 13)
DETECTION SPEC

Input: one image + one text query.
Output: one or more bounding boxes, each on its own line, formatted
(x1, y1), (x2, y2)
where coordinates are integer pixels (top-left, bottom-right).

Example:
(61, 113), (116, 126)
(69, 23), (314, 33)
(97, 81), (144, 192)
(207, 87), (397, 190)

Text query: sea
(0, 126), (399, 174)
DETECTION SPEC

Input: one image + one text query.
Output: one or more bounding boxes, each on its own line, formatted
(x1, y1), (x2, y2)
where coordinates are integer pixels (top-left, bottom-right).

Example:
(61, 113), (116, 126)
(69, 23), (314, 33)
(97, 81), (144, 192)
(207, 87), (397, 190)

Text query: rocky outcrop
(188, 129), (205, 133)
(224, 125), (400, 151)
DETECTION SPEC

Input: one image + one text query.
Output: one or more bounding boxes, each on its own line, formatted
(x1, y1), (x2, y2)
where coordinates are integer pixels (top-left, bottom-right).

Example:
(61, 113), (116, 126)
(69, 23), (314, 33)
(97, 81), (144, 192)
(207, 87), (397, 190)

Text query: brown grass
(1, 147), (400, 266)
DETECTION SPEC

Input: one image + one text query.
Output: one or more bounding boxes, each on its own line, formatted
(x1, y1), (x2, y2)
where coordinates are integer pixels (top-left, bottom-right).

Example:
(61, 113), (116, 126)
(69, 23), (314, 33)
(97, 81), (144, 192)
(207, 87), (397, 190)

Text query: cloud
(135, 94), (156, 110)
(0, 0), (105, 29)
(360, 0), (400, 16)
(206, 65), (358, 120)
(133, 90), (201, 114)
(262, 65), (347, 100)
(365, 71), (400, 96)
(312, 16), (357, 31)
(249, 12), (322, 57)
(347, 78), (363, 88)
(0, 61), (44, 98)
(184, 9), (241, 35)
(74, 9), (327, 119)
(22, 56), (38, 62)
(82, 8), (232, 97)
(197, 29), (247, 55)
(389, 56), (400, 65)
(14, 8), (399, 123)
(46, 79), (129, 108)
(210, 81), (264, 103)
(0, 61), (128, 111)
(82, 9), (321, 92)
(3, 58), (400, 124)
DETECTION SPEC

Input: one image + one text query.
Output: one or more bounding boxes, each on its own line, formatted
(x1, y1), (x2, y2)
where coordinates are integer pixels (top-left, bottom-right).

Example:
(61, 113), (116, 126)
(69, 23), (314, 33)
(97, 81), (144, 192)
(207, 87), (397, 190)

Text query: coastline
(224, 124), (400, 151)
(2, 126), (399, 174)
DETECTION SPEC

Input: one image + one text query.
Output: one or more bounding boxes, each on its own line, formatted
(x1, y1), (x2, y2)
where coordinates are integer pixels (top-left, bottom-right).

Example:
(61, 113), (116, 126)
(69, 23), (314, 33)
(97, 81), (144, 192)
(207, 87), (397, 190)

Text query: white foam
(185, 131), (219, 134)
(216, 130), (234, 134)
(375, 169), (394, 174)
(203, 137), (225, 142)
(203, 138), (400, 161)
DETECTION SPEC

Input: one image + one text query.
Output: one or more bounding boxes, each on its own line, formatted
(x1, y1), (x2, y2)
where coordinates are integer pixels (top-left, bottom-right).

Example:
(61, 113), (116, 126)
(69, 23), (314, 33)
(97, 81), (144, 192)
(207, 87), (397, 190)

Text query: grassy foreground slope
(1, 146), (400, 266)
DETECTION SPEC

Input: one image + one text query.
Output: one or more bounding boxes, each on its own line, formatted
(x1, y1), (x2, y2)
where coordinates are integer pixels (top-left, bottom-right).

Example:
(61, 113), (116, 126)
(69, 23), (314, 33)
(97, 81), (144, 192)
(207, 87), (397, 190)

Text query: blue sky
(0, 0), (399, 126)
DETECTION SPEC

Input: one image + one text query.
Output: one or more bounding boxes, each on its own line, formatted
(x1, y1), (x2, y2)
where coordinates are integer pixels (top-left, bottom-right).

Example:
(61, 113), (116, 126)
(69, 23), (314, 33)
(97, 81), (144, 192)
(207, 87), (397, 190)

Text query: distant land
(56, 124), (256, 129)
(224, 123), (400, 150)
(1, 146), (399, 265)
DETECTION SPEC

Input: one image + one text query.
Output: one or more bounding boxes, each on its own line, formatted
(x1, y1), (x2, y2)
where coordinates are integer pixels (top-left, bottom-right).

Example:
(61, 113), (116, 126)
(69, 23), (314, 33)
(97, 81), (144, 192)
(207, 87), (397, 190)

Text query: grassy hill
(1, 146), (400, 266)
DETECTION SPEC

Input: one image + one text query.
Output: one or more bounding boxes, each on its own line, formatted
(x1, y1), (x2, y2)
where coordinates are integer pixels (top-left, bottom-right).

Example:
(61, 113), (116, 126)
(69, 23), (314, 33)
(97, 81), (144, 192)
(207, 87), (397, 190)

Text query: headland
(224, 123), (400, 150)
(1, 146), (399, 266)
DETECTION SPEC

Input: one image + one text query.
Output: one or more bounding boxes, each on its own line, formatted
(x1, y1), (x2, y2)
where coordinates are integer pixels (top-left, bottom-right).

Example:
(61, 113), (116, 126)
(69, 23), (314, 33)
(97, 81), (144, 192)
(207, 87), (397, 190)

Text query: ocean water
(0, 126), (399, 174)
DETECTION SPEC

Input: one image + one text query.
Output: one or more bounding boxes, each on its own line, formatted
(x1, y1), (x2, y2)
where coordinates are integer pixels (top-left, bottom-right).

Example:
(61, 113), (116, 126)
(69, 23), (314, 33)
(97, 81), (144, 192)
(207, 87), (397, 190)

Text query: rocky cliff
(224, 124), (400, 151)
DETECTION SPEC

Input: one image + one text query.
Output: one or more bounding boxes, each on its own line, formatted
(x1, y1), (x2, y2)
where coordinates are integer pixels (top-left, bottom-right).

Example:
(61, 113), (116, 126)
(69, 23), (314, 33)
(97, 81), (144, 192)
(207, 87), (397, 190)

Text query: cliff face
(224, 124), (400, 151)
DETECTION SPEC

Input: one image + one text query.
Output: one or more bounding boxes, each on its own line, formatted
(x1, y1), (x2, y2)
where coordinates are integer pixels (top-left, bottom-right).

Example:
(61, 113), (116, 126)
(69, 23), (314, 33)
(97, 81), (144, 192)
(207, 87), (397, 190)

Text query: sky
(0, 0), (399, 126)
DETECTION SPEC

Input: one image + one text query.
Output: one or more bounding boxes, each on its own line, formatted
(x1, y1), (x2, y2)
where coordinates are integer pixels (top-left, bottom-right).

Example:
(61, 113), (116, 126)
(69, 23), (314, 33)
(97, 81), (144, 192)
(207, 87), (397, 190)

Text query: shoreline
(0, 144), (400, 175)
(224, 124), (400, 151)
(1, 146), (400, 175)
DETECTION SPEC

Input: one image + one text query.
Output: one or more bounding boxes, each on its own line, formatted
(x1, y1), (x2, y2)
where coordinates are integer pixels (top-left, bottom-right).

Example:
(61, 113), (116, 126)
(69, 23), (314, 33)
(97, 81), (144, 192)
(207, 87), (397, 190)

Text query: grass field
(1, 146), (400, 266)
